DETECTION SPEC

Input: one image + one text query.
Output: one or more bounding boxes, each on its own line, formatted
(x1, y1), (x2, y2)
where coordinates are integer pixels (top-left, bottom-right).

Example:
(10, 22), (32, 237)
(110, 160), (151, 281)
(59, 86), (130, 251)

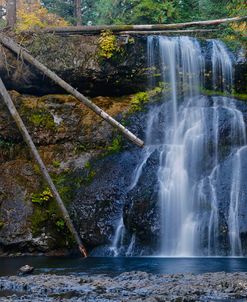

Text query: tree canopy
(2, 0), (247, 30)
(41, 0), (247, 26)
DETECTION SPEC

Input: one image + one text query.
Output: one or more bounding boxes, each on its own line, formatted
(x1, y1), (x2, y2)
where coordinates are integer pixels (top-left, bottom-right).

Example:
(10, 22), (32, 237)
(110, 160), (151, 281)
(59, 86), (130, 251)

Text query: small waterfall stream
(109, 36), (246, 257)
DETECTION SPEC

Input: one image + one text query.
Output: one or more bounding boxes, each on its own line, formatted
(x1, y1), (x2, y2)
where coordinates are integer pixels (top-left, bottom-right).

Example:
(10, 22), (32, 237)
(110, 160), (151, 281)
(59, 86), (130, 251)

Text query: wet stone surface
(0, 271), (247, 301)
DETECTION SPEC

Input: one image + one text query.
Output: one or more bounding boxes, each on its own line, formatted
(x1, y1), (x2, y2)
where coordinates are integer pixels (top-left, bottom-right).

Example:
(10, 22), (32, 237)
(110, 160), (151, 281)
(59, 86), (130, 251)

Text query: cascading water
(108, 36), (246, 257)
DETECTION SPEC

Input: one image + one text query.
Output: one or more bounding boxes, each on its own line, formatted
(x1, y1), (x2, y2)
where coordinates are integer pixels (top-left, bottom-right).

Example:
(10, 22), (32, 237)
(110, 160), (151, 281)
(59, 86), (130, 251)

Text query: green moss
(130, 92), (149, 113)
(129, 86), (163, 113)
(31, 188), (53, 205)
(25, 34), (61, 58)
(52, 160), (61, 168)
(201, 88), (247, 102)
(33, 164), (41, 175)
(30, 189), (74, 247)
(30, 172), (72, 233)
(233, 93), (247, 102)
(0, 221), (4, 230)
(75, 143), (88, 153)
(56, 218), (65, 231)
(0, 19), (6, 29)
(106, 135), (123, 154)
(30, 206), (50, 236)
(28, 110), (55, 129)
(83, 161), (96, 184)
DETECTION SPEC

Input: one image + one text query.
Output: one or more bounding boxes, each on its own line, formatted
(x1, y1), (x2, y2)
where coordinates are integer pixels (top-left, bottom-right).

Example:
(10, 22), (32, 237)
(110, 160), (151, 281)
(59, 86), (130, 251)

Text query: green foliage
(0, 221), (4, 230)
(31, 188), (53, 205)
(98, 30), (120, 59)
(75, 143), (87, 152)
(91, 0), (179, 24)
(227, 0), (247, 17)
(42, 0), (247, 25)
(130, 92), (149, 112)
(56, 218), (65, 230)
(130, 87), (163, 113)
(0, 19), (7, 29)
(127, 0), (178, 24)
(42, 0), (75, 24)
(106, 135), (123, 154)
(52, 160), (61, 168)
(201, 88), (247, 102)
(83, 161), (96, 183)
(30, 171), (77, 248)
(0, 138), (15, 149)
(28, 110), (55, 129)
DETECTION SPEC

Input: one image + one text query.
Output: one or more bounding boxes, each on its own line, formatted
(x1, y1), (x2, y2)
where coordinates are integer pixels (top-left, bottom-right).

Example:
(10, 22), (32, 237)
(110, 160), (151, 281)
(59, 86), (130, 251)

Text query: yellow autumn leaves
(16, 2), (69, 31)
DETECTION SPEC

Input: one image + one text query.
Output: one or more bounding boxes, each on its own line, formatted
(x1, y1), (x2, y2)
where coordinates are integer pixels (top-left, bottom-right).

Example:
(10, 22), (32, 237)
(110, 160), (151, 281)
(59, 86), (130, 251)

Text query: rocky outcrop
(0, 33), (246, 97)
(0, 91), (139, 255)
(0, 33), (148, 96)
(1, 88), (247, 256)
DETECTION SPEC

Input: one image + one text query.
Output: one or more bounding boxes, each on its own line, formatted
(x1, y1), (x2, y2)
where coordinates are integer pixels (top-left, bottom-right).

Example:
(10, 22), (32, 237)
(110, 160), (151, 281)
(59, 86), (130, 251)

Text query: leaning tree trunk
(6, 0), (16, 28)
(0, 77), (88, 257)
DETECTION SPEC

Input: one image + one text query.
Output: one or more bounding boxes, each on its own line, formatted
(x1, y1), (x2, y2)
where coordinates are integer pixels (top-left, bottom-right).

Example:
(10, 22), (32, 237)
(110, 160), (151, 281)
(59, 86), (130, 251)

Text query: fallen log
(119, 29), (220, 35)
(0, 76), (88, 257)
(31, 16), (246, 35)
(0, 34), (144, 148)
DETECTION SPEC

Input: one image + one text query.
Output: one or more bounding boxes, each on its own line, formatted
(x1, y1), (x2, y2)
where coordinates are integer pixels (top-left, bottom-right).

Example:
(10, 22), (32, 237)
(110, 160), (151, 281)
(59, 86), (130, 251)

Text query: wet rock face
(0, 160), (38, 253)
(124, 150), (161, 247)
(0, 91), (136, 255)
(0, 34), (148, 96)
(0, 170), (33, 246)
(70, 149), (144, 248)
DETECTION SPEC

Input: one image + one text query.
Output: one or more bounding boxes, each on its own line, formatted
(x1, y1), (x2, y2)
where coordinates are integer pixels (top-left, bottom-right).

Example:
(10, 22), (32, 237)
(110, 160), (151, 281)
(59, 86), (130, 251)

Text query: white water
(109, 36), (246, 257)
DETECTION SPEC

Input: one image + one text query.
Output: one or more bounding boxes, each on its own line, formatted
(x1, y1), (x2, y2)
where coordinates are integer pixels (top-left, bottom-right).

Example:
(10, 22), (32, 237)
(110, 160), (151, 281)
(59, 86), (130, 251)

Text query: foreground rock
(1, 271), (247, 301)
(18, 265), (34, 275)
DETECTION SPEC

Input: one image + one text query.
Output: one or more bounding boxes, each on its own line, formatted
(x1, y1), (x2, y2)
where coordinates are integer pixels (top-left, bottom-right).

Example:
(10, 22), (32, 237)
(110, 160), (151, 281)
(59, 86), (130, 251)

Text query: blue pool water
(1, 257), (247, 277)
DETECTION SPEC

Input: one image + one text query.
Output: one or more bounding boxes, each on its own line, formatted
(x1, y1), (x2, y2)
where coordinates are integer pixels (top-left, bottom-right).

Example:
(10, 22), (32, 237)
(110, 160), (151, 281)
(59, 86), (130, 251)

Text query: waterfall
(107, 36), (246, 257)
(109, 217), (125, 256)
(211, 40), (234, 93)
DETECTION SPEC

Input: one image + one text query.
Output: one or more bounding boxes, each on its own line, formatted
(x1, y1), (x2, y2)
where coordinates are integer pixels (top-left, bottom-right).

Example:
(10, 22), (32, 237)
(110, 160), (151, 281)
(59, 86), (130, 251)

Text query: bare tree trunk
(75, 0), (81, 26)
(35, 16), (247, 35)
(119, 29), (219, 35)
(0, 77), (88, 257)
(0, 34), (144, 148)
(6, 0), (16, 28)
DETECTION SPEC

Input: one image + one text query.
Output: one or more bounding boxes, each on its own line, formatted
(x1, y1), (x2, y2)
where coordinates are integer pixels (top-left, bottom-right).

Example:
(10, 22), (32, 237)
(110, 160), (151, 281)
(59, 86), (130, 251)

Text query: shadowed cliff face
(0, 34), (148, 96)
(0, 91), (139, 255)
(0, 33), (246, 97)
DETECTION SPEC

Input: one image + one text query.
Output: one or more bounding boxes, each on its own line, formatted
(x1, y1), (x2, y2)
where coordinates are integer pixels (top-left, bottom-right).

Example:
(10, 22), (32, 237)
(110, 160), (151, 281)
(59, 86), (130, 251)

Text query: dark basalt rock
(0, 34), (148, 97)
(70, 149), (143, 248)
(124, 150), (161, 248)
